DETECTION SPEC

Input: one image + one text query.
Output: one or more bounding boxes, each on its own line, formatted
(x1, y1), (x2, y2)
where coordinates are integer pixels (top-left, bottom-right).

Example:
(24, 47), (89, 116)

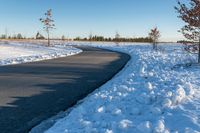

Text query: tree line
(0, 32), (154, 43)
(74, 36), (153, 43)
(0, 33), (26, 39)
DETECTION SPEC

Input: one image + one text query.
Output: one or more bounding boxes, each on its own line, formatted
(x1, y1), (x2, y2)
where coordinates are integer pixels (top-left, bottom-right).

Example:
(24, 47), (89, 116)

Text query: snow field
(0, 42), (82, 65)
(41, 43), (200, 133)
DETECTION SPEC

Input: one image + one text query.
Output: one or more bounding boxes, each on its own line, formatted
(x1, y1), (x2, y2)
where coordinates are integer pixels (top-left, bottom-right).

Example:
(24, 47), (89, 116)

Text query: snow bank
(40, 42), (200, 133)
(0, 42), (82, 66)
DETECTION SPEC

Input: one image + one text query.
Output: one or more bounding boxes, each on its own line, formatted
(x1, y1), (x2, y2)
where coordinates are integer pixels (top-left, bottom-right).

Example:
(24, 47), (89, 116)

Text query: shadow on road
(0, 46), (130, 133)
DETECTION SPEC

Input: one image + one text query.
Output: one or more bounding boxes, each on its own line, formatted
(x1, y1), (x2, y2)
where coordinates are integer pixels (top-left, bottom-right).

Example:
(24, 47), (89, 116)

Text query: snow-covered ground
(0, 41), (82, 65)
(42, 42), (200, 133)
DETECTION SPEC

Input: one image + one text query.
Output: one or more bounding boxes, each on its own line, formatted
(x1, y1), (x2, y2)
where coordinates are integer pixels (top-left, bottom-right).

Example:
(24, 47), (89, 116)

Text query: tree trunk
(198, 36), (200, 63)
(47, 31), (50, 47)
(153, 42), (156, 50)
(155, 43), (158, 51)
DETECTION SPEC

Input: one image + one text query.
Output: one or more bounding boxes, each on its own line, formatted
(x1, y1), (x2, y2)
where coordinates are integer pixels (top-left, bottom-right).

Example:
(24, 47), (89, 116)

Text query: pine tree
(17, 33), (23, 39)
(40, 9), (55, 46)
(175, 0), (200, 63)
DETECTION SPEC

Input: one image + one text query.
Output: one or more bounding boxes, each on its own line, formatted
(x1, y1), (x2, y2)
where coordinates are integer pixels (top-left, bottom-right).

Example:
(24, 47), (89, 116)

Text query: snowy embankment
(0, 41), (82, 65)
(43, 43), (200, 133)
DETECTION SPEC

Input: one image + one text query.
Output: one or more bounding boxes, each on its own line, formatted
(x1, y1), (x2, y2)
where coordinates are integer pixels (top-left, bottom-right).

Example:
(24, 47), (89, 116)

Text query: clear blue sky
(0, 0), (185, 41)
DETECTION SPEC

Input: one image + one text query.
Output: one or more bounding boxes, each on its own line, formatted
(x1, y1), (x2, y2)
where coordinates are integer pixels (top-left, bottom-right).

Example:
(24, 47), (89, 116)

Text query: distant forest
(74, 36), (153, 43)
(0, 33), (154, 43)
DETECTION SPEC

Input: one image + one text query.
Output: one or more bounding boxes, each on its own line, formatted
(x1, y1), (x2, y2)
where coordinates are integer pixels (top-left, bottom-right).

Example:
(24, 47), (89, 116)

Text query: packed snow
(33, 42), (200, 133)
(0, 41), (82, 66)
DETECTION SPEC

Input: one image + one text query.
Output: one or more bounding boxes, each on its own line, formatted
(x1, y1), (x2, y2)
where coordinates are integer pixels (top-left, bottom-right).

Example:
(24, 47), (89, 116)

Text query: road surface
(0, 46), (130, 133)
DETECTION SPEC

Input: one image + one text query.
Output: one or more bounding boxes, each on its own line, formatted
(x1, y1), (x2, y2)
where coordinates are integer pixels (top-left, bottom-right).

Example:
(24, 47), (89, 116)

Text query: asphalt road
(0, 46), (130, 133)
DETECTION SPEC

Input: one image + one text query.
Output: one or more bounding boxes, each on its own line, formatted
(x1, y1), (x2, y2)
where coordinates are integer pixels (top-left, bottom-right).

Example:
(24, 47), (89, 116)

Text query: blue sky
(0, 0), (184, 41)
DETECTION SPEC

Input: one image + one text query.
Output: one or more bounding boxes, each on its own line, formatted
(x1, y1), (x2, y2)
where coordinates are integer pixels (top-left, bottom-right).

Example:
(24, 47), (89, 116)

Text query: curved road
(0, 46), (130, 133)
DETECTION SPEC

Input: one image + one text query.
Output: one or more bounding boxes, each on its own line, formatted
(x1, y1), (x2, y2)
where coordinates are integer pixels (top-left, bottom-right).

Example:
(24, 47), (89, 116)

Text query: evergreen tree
(1, 34), (6, 39)
(36, 32), (45, 39)
(16, 33), (23, 39)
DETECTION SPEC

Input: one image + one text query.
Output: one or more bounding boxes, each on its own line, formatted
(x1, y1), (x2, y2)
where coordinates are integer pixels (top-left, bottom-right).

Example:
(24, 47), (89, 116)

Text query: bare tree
(40, 9), (55, 46)
(149, 27), (161, 50)
(175, 0), (200, 63)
